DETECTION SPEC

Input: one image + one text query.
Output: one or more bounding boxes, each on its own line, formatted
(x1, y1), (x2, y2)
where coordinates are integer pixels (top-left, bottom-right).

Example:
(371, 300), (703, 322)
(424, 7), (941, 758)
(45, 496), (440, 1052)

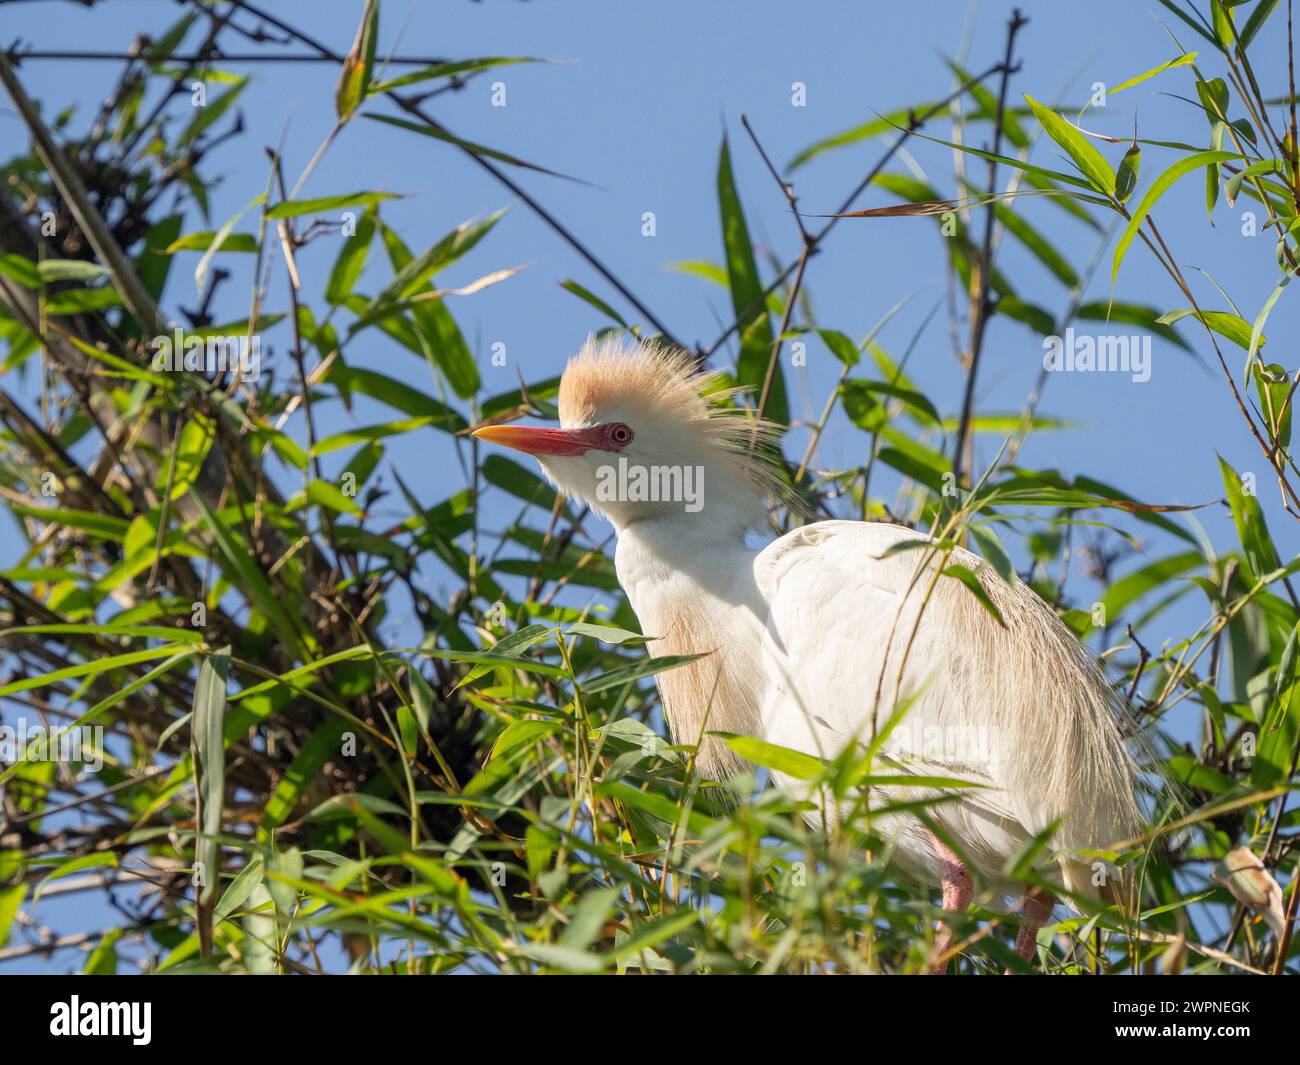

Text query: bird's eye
(607, 423), (633, 447)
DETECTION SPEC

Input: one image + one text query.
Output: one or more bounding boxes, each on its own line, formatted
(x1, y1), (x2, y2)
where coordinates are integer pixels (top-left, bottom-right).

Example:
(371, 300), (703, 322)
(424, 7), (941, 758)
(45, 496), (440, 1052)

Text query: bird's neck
(612, 517), (769, 781)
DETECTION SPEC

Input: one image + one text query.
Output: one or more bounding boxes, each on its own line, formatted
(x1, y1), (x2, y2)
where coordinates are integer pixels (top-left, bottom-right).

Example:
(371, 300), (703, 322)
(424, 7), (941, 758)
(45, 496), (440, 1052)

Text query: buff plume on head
(476, 336), (786, 532)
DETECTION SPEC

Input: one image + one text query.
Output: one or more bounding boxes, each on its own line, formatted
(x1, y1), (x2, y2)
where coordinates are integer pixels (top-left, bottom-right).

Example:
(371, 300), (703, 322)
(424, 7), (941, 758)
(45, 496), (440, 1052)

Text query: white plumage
(474, 337), (1142, 966)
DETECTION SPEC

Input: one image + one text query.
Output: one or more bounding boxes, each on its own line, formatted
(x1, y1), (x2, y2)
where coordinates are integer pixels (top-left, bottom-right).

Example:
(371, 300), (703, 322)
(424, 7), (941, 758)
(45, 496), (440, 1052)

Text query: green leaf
(718, 135), (786, 425)
(609, 909), (699, 961)
(565, 622), (647, 645)
(159, 414), (216, 501)
(1211, 0), (1235, 49)
(1076, 301), (1190, 350)
(327, 366), (467, 431)
(482, 454), (560, 510)
(0, 253), (40, 288)
(193, 649), (230, 906)
(560, 279), (628, 326)
(266, 191), (397, 219)
(310, 417), (435, 456)
(409, 670), (434, 734)
(371, 56), (543, 93)
(4, 507), (130, 540)
(817, 328), (860, 367)
(196, 193), (266, 296)
(43, 288), (121, 315)
(877, 445), (948, 492)
(1023, 94), (1116, 196)
(1156, 308), (1263, 351)
(1196, 77), (1230, 124)
(560, 887), (620, 950)
(967, 524), (1015, 586)
(1219, 457), (1279, 582)
(1113, 152), (1238, 286)
(1257, 621), (1300, 788)
(1115, 144), (1141, 205)
(37, 259), (107, 283)
(363, 113), (576, 179)
(214, 854), (265, 922)
(192, 494), (307, 656)
(0, 884), (27, 949)
(34, 851), (118, 900)
(996, 297), (1056, 336)
(165, 231), (260, 254)
(326, 207), (377, 304)
(367, 218), (495, 398)
(723, 735), (824, 780)
(305, 479), (363, 517)
(1242, 0), (1282, 46)
(336, 0), (379, 120)
(83, 928), (121, 974)
(1245, 275), (1289, 385)
(1110, 52), (1198, 95)
(842, 379), (940, 428)
(457, 623), (552, 689)
(1255, 363), (1293, 449)
(179, 78), (246, 147)
(941, 564), (1006, 626)
(582, 654), (705, 693)
(0, 644), (192, 698)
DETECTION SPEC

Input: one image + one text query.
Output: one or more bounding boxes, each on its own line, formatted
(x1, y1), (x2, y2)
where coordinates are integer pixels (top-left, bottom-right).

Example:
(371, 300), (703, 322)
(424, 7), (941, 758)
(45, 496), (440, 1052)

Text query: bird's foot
(925, 829), (973, 974)
(1004, 886), (1057, 974)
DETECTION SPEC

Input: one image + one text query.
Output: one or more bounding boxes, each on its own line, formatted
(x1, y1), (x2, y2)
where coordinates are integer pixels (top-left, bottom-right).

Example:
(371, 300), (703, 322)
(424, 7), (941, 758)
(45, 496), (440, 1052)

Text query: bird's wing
(753, 520), (1139, 880)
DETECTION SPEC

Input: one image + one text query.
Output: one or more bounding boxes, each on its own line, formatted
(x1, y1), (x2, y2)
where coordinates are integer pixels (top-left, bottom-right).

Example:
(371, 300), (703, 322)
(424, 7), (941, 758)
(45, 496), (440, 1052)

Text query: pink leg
(1007, 887), (1056, 973)
(926, 829), (973, 974)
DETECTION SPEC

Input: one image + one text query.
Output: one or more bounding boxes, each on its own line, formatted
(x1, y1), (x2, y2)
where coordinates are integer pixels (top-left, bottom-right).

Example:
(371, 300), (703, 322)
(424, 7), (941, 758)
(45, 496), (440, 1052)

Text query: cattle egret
(473, 337), (1141, 971)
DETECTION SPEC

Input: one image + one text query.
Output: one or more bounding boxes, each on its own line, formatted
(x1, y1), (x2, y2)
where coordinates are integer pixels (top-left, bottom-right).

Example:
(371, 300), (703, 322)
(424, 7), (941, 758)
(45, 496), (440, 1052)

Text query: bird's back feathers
(753, 520), (1142, 898)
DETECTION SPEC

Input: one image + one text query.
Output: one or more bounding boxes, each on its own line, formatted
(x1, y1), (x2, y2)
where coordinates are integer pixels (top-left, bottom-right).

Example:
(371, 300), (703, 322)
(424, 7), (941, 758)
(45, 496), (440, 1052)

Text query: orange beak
(470, 423), (603, 456)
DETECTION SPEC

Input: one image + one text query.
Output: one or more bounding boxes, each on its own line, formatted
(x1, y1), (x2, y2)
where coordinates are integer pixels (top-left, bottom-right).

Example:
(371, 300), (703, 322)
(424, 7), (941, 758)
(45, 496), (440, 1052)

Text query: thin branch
(952, 7), (1027, 488)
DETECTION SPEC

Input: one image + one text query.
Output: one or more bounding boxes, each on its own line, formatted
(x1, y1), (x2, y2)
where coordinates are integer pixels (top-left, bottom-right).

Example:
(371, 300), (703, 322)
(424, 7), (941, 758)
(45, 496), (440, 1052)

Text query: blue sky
(1, 0), (1295, 969)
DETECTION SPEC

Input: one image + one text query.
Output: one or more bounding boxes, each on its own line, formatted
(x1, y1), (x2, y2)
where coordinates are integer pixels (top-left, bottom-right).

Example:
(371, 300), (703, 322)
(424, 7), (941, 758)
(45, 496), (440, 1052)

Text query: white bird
(473, 337), (1141, 971)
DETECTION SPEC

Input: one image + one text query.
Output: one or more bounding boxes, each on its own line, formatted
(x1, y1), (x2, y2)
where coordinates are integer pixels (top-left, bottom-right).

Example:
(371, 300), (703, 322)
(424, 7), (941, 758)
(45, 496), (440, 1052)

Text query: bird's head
(472, 337), (782, 535)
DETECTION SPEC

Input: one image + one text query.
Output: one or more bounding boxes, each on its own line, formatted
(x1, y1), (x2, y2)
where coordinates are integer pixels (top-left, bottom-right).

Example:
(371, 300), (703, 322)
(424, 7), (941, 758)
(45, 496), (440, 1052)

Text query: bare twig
(952, 8), (1027, 488)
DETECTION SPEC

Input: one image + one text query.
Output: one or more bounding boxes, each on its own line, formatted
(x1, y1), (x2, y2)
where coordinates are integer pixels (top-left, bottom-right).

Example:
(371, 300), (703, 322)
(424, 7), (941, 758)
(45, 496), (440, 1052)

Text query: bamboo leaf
(1219, 457), (1279, 582)
(581, 654), (705, 693)
(326, 206), (377, 304)
(723, 735), (825, 780)
(193, 649), (229, 906)
(1113, 151), (1238, 285)
(718, 135), (786, 425)
(940, 564), (1006, 627)
(336, 0), (379, 120)
(1110, 52), (1198, 95)
(1157, 307), (1263, 350)
(266, 191), (397, 219)
(1023, 94), (1116, 196)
